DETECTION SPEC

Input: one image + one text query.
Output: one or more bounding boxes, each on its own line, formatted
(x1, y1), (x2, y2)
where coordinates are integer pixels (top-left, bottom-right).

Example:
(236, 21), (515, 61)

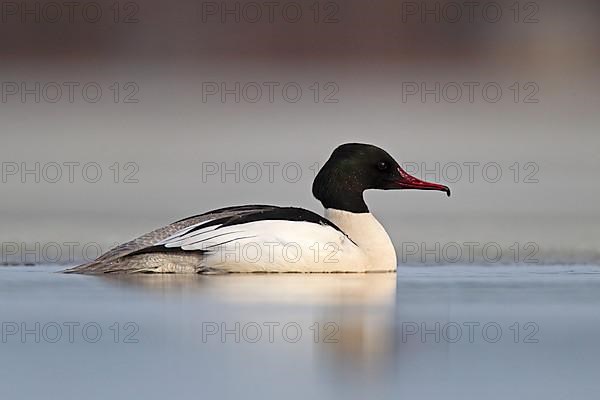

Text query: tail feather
(63, 260), (147, 274)
(63, 252), (203, 274)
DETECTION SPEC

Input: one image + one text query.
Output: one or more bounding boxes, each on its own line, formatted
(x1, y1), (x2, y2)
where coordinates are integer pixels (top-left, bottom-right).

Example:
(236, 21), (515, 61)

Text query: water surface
(2, 265), (599, 399)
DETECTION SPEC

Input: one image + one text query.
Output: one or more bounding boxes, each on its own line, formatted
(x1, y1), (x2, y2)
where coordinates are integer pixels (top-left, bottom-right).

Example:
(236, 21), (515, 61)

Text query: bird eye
(376, 161), (388, 171)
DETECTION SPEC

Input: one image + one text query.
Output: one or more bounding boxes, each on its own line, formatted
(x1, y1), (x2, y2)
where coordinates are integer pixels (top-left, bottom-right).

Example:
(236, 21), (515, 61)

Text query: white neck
(324, 208), (397, 272)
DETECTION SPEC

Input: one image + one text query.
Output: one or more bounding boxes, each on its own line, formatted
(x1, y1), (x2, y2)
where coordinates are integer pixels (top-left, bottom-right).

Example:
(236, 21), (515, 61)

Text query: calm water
(2, 265), (600, 399)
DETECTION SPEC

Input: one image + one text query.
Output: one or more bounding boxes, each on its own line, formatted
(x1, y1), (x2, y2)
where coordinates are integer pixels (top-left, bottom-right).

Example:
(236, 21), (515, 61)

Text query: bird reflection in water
(100, 272), (399, 378)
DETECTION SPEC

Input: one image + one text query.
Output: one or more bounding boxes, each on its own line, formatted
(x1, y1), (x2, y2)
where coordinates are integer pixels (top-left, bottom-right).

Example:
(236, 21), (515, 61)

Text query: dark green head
(312, 143), (450, 213)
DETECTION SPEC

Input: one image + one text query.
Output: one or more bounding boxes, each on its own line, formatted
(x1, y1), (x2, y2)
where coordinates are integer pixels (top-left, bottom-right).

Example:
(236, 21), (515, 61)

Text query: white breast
(324, 209), (397, 272)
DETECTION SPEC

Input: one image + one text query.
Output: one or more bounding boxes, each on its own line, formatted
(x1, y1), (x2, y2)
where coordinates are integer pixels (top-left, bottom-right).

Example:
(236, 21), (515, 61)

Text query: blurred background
(1, 0), (599, 265)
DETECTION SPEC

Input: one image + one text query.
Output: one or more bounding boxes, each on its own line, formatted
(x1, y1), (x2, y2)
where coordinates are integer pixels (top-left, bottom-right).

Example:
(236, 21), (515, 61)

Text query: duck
(65, 143), (450, 274)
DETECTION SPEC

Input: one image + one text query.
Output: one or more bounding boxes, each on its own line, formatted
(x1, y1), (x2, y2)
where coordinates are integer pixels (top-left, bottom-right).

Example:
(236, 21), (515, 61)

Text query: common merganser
(65, 143), (450, 274)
